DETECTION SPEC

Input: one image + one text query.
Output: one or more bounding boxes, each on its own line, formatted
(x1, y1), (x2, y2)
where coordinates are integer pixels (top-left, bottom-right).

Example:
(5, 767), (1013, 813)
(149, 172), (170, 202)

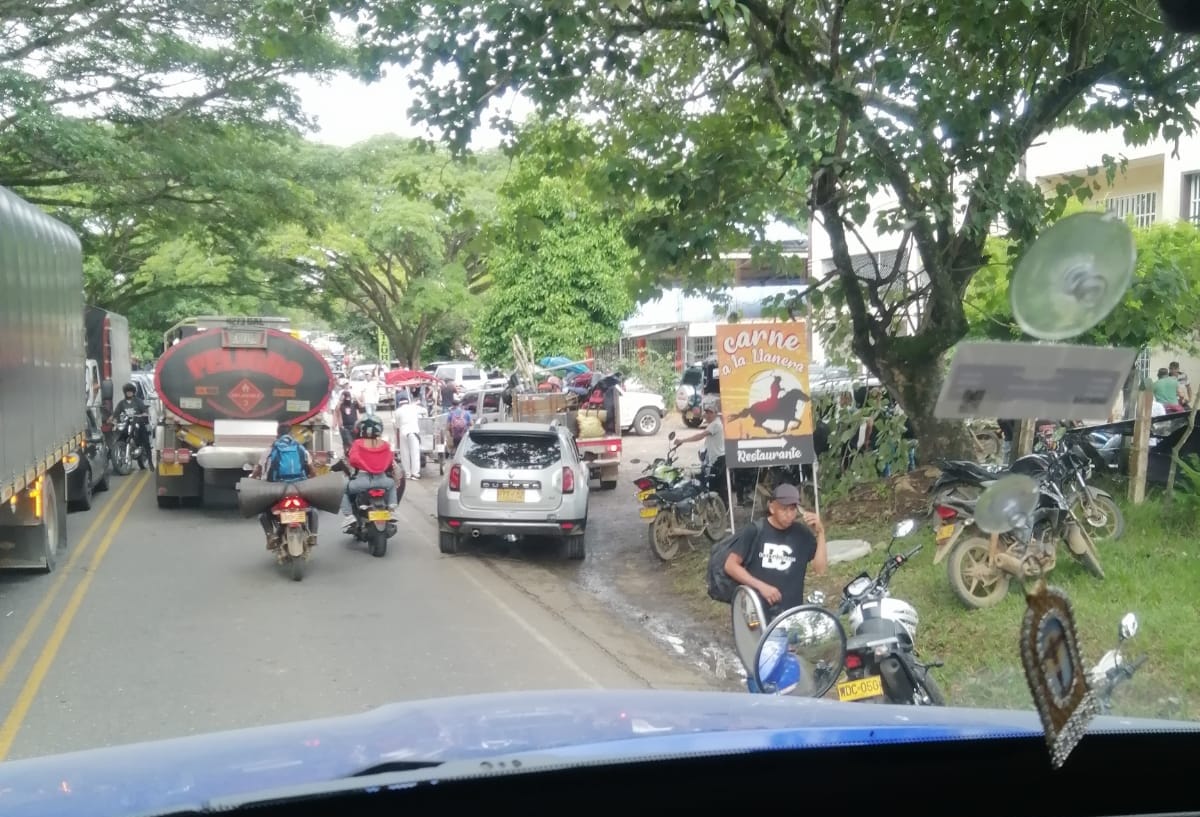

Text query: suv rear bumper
(438, 517), (586, 539)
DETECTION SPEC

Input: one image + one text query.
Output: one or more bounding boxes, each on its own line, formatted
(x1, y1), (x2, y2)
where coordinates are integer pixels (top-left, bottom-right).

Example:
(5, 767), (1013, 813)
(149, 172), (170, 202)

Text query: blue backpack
(267, 435), (306, 483)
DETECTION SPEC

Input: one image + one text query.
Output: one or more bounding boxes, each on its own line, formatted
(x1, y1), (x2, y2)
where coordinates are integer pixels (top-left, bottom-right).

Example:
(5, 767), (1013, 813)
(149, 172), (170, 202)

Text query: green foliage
(353, 0), (1200, 457)
(612, 350), (680, 406)
(271, 136), (508, 367)
(472, 168), (636, 366)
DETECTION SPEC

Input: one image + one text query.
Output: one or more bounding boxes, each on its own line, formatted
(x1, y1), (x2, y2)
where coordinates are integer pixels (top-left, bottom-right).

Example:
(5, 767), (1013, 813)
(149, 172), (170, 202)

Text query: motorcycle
(932, 441), (1124, 543)
(268, 489), (316, 582)
(938, 463), (1105, 610)
(830, 518), (946, 705)
(1089, 612), (1147, 714)
(112, 408), (149, 475)
(332, 458), (403, 558)
(634, 431), (725, 561)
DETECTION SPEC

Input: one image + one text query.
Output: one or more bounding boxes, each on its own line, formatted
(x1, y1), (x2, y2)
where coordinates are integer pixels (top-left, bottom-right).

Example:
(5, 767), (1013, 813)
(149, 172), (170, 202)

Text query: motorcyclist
(111, 382), (152, 466)
(340, 415), (400, 532)
(250, 422), (318, 550)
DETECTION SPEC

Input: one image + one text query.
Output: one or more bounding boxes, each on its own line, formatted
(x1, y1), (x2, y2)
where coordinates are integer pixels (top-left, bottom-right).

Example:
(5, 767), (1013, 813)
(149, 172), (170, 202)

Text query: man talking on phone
(723, 483), (828, 620)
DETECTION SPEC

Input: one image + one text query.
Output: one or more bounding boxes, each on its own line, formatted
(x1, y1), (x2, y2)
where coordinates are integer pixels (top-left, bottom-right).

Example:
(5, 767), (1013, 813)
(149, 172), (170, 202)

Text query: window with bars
(1183, 173), (1200, 225)
(1104, 191), (1157, 228)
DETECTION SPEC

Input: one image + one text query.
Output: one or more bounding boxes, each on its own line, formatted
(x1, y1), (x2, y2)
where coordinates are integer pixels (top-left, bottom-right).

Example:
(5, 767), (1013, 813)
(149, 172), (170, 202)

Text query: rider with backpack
(446, 395), (472, 455)
(251, 422), (318, 550)
(340, 415), (400, 532)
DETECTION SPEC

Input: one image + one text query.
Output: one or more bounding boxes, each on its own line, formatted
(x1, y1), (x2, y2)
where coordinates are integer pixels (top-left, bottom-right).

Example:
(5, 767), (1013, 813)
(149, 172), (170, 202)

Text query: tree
(0, 1), (354, 314)
(273, 137), (507, 368)
(351, 0), (1200, 457)
(473, 173), (636, 365)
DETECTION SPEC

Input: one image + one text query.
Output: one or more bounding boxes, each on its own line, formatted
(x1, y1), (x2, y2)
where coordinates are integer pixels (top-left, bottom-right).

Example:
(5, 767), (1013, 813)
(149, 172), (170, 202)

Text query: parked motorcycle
(332, 458), (403, 557)
(268, 490), (317, 582)
(112, 407), (150, 475)
(938, 464), (1104, 610)
(932, 442), (1124, 542)
(634, 431), (725, 561)
(1089, 612), (1146, 714)
(832, 518), (946, 705)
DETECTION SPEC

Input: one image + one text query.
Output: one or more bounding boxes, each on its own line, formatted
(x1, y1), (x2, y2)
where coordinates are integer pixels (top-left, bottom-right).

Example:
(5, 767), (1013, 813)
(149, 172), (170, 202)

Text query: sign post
(714, 320), (819, 532)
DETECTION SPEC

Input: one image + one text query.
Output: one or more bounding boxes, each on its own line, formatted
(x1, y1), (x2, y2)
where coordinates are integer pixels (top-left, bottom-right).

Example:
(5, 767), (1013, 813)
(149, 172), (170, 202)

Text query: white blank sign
(934, 341), (1137, 420)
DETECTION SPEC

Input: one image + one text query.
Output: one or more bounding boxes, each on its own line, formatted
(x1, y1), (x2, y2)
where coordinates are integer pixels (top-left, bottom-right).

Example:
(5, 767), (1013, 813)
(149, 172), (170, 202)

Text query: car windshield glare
(465, 433), (561, 469)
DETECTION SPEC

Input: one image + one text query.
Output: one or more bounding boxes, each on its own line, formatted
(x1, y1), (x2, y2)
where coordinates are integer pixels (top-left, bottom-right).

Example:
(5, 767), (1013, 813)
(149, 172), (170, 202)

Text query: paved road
(0, 456), (718, 762)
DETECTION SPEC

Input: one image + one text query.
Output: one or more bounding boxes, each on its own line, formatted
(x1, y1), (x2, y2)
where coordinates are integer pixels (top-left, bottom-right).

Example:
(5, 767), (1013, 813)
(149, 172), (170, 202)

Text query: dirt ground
(429, 411), (937, 689)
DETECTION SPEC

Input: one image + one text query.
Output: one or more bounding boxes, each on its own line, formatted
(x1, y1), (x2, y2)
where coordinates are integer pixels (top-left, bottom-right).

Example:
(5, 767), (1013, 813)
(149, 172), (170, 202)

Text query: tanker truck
(152, 316), (336, 508)
(0, 185), (86, 571)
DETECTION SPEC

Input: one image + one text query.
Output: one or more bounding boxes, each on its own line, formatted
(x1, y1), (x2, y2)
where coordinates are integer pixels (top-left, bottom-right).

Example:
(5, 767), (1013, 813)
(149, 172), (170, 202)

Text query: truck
(0, 185), (87, 571)
(511, 389), (625, 490)
(152, 316), (336, 509)
(84, 305), (132, 439)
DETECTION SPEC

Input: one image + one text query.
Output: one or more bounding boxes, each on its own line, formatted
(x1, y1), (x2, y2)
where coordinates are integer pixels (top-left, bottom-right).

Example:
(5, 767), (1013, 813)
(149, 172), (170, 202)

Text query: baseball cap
(771, 484), (801, 506)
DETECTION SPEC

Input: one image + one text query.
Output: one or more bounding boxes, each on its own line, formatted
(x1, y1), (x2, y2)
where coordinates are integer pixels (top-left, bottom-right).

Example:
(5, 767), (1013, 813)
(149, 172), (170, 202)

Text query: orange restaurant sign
(714, 320), (815, 467)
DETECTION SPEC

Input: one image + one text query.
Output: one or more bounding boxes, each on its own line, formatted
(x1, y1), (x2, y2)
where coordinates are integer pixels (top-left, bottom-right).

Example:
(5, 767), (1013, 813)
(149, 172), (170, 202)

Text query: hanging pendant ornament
(1009, 211), (1136, 342)
(1019, 577), (1099, 769)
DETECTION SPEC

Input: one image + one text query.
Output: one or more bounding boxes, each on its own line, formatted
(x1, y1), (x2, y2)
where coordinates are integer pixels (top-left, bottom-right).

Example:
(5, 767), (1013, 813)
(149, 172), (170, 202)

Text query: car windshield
(680, 368), (702, 387)
(464, 433), (561, 469)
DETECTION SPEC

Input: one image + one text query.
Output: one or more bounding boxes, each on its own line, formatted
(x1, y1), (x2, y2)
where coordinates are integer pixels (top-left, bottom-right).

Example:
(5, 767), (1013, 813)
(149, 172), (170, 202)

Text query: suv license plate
(496, 488), (525, 503)
(279, 510), (306, 525)
(836, 675), (883, 701)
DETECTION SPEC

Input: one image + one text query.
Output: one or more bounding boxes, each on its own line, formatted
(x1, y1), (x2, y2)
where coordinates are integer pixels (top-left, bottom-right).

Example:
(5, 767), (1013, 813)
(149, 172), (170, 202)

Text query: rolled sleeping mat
(292, 471), (347, 515)
(235, 478), (287, 518)
(235, 472), (347, 517)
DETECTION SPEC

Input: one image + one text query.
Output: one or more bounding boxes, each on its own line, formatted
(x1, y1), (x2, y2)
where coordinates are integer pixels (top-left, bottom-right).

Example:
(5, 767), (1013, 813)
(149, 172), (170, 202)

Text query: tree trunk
(873, 352), (975, 463)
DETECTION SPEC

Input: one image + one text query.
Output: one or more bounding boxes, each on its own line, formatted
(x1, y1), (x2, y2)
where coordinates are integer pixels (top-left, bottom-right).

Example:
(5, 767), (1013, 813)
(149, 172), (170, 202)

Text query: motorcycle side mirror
(806, 590), (826, 606)
(751, 605), (847, 698)
(1119, 612), (1139, 642)
(893, 518), (917, 539)
(668, 431), (676, 441)
(242, 463), (254, 472)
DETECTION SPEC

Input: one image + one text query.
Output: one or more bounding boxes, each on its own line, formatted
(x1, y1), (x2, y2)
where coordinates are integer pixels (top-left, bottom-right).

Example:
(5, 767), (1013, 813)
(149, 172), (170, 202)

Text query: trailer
(0, 185), (86, 571)
(152, 318), (336, 508)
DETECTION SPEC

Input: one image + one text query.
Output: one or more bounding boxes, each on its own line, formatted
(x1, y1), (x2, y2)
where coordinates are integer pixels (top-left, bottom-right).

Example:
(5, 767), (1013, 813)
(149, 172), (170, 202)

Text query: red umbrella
(384, 368), (438, 387)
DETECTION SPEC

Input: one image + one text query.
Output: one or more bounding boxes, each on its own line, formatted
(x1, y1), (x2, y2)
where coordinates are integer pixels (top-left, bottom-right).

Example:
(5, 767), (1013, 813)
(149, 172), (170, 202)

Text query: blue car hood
(0, 689), (1191, 817)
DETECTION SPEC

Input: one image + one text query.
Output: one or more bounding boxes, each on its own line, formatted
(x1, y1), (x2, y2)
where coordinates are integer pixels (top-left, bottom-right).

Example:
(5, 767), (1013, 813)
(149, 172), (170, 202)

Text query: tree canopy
(352, 0), (1200, 455)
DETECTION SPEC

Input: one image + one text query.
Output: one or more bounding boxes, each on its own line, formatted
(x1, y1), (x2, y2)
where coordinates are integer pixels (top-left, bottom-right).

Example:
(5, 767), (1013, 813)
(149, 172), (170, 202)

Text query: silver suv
(436, 422), (589, 560)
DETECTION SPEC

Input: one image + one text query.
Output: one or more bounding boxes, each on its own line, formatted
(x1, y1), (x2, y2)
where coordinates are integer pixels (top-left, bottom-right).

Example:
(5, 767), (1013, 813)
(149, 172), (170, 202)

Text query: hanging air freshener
(1019, 578), (1099, 768)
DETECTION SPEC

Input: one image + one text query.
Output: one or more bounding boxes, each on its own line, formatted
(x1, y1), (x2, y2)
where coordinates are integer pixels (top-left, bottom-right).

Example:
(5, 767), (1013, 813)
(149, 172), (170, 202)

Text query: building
(616, 239), (822, 370)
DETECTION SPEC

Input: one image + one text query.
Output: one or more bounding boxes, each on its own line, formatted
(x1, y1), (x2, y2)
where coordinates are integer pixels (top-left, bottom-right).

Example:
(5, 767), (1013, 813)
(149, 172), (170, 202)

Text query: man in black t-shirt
(723, 483), (828, 620)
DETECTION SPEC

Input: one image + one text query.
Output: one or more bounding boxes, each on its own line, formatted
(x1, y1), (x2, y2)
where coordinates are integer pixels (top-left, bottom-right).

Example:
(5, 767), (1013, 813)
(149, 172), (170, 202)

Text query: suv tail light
(562, 466), (574, 494)
(448, 464), (461, 492)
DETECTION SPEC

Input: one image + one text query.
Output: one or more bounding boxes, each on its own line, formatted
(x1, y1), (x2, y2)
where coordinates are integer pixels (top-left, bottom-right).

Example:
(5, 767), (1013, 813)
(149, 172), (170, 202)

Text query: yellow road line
(0, 472), (139, 691)
(0, 470), (149, 760)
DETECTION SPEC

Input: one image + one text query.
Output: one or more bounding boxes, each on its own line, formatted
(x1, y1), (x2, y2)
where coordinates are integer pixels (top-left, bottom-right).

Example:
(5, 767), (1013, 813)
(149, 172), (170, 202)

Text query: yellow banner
(714, 320), (815, 467)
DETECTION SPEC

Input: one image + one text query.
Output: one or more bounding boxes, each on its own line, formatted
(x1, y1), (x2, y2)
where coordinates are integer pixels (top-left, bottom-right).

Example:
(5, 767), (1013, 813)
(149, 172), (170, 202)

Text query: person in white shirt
(393, 394), (423, 479)
(677, 399), (728, 506)
(362, 377), (380, 416)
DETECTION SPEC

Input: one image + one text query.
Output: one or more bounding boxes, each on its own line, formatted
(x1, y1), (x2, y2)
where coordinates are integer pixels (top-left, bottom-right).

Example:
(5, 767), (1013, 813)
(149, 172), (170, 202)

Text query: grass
(666, 492), (1200, 720)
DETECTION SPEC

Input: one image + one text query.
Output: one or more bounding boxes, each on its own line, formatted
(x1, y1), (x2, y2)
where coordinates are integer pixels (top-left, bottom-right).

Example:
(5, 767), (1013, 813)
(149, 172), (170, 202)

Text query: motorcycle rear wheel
(368, 530), (388, 558)
(700, 495), (728, 542)
(917, 671), (946, 706)
(648, 512), (681, 561)
(289, 557), (305, 582)
(947, 535), (1011, 609)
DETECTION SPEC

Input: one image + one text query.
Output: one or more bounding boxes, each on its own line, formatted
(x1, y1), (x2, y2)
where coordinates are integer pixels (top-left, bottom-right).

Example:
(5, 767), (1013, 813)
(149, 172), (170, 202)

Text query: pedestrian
(722, 483), (828, 622)
(394, 395), (422, 479)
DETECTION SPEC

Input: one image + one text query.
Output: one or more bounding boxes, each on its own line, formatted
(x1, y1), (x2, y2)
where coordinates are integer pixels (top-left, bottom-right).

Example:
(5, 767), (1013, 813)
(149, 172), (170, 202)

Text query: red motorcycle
(270, 491), (315, 582)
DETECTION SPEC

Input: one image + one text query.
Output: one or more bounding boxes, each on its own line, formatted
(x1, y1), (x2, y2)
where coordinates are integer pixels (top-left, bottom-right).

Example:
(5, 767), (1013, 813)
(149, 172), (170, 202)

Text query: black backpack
(706, 520), (765, 603)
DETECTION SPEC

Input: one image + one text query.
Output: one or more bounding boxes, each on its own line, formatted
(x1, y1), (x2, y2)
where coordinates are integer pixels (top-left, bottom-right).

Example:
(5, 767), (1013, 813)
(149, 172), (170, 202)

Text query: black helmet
(356, 416), (383, 439)
(122, 382), (136, 395)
